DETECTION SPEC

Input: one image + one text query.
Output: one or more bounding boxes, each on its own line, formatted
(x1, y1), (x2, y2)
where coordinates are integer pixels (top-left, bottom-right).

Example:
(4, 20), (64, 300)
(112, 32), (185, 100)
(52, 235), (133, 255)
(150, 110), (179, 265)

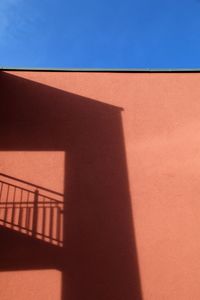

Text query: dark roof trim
(1, 67), (200, 73)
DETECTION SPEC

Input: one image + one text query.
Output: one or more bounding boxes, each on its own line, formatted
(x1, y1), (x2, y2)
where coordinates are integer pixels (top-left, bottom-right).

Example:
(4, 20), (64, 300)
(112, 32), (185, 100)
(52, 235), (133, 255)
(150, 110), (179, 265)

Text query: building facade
(0, 69), (200, 300)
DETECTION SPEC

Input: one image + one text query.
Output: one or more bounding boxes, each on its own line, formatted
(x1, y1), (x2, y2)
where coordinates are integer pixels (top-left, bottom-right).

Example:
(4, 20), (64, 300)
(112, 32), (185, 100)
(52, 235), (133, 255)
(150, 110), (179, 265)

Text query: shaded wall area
(0, 72), (142, 300)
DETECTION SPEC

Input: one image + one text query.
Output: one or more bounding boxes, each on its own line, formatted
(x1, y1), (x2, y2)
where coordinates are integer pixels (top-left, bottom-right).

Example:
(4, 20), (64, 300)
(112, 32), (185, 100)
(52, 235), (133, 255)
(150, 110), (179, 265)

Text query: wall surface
(1, 71), (200, 299)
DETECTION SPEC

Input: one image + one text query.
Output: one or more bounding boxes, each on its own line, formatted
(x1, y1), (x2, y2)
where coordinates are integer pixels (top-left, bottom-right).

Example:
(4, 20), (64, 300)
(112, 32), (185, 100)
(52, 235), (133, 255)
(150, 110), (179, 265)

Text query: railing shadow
(0, 71), (142, 300)
(0, 173), (64, 247)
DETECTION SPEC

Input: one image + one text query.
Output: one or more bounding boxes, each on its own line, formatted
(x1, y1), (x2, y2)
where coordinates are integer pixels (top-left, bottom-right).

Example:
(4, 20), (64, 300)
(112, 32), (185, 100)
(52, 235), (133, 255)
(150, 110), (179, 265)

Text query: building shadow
(0, 71), (142, 300)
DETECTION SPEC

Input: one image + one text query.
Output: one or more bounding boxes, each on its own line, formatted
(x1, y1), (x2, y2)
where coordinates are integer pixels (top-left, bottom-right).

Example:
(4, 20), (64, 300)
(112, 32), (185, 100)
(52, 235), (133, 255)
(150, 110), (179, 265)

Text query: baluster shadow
(0, 174), (64, 246)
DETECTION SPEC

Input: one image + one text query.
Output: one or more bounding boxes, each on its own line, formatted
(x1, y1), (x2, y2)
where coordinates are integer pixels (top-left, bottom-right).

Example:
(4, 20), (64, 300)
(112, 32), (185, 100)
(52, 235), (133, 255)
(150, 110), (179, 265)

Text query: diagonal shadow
(0, 71), (142, 300)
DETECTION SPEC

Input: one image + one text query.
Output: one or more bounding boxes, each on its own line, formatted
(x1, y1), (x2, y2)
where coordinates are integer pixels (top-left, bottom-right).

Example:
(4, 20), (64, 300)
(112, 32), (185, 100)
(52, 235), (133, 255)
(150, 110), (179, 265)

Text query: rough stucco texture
(2, 71), (200, 299)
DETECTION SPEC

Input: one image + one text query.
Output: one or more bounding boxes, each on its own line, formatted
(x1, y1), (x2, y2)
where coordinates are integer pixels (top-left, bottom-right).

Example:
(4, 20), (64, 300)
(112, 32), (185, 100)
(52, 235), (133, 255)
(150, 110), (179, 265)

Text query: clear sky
(1, 0), (200, 69)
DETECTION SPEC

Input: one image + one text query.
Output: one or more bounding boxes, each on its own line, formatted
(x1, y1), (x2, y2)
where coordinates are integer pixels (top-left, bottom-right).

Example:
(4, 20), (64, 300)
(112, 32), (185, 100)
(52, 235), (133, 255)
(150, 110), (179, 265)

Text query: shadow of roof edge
(1, 67), (200, 73)
(0, 70), (124, 111)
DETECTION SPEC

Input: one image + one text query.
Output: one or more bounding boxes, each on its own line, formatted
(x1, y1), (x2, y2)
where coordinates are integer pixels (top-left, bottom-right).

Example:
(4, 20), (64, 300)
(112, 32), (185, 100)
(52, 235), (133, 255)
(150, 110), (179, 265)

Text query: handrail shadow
(0, 173), (64, 246)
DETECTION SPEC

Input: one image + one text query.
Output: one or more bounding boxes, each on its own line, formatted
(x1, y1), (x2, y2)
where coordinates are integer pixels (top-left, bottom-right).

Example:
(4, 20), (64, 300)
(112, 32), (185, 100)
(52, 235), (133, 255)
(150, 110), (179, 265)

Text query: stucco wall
(1, 71), (200, 299)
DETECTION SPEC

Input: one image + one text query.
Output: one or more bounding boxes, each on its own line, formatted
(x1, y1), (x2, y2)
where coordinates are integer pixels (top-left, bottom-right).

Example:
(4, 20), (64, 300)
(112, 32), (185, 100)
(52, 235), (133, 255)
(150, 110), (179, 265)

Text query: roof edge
(1, 67), (200, 73)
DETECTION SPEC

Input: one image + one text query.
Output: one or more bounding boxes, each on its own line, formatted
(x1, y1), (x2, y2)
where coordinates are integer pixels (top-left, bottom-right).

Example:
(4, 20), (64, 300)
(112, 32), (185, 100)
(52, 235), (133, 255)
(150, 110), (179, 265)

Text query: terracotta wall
(1, 71), (200, 299)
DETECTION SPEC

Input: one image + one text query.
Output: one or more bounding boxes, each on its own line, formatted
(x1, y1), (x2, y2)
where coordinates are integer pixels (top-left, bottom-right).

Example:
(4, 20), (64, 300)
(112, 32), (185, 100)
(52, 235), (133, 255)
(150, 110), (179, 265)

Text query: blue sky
(1, 0), (200, 68)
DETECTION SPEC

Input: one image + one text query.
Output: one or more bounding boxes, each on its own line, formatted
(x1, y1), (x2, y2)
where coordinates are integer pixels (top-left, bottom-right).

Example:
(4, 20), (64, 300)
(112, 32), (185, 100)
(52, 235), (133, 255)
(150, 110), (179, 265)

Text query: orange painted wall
(2, 71), (200, 299)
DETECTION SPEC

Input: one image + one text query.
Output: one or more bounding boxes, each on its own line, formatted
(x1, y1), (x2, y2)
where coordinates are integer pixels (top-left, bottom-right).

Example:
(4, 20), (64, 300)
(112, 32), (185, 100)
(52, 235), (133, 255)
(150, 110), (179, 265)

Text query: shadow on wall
(0, 71), (142, 300)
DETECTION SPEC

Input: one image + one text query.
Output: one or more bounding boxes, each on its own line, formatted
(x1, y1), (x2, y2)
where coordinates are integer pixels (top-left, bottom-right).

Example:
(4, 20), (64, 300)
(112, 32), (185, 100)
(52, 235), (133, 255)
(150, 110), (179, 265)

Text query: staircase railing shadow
(0, 173), (64, 247)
